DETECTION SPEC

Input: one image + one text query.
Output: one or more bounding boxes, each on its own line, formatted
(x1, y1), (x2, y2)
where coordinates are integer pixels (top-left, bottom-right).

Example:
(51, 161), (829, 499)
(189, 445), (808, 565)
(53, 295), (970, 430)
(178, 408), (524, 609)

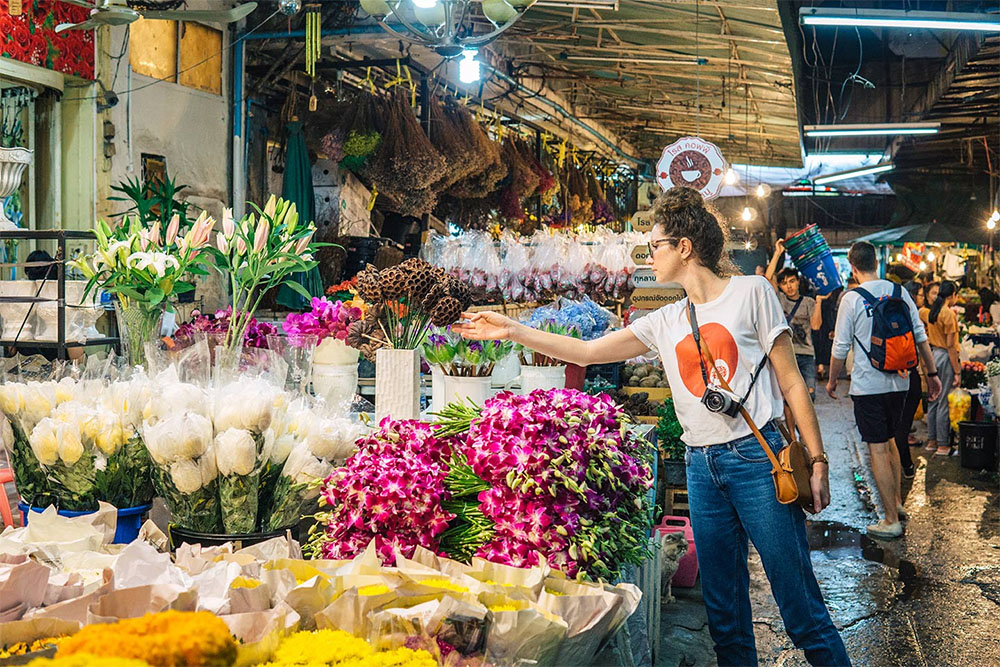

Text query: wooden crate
(664, 487), (689, 516)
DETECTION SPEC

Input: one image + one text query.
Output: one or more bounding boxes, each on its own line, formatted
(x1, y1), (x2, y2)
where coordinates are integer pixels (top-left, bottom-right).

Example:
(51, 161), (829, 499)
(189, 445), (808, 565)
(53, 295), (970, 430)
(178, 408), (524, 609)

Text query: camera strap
(687, 300), (767, 410)
(686, 300), (800, 506)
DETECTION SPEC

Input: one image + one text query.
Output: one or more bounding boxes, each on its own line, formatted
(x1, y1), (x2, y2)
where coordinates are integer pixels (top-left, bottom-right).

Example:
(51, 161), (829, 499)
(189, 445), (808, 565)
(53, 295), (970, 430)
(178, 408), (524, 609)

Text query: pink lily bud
(222, 208), (235, 239)
(253, 218), (270, 254)
(216, 233), (228, 254)
(178, 236), (190, 256)
(149, 222), (161, 247)
(139, 229), (150, 251)
(294, 231), (314, 255)
(262, 195), (278, 221)
(165, 214), (180, 245)
(236, 236), (247, 257)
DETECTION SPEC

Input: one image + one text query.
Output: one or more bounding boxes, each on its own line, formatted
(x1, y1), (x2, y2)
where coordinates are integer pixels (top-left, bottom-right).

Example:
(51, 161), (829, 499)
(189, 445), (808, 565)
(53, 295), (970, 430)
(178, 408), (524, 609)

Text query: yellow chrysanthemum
(231, 576), (262, 590)
(56, 611), (236, 666)
(544, 588), (564, 596)
(27, 655), (149, 667)
(264, 629), (372, 666)
(0, 636), (64, 659)
(416, 577), (468, 593)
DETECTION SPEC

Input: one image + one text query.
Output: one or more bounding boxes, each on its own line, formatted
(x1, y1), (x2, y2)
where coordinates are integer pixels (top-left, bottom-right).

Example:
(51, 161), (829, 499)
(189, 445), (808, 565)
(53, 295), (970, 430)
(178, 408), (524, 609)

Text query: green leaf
(147, 287), (165, 305)
(172, 282), (196, 294)
(284, 281), (313, 301)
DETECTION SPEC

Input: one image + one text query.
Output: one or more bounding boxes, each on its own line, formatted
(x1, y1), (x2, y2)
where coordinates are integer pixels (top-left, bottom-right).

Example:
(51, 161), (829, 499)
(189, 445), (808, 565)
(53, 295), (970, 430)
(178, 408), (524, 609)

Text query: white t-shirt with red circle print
(628, 276), (791, 447)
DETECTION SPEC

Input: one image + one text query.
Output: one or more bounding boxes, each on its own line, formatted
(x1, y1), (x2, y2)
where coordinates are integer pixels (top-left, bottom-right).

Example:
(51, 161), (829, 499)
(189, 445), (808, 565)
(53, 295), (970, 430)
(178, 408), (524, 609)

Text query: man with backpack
(827, 242), (942, 539)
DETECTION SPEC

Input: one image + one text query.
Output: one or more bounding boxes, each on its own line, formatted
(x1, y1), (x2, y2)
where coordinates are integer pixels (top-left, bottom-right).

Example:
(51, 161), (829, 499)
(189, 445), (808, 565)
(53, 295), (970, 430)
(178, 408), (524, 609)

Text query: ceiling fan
(55, 0), (258, 33)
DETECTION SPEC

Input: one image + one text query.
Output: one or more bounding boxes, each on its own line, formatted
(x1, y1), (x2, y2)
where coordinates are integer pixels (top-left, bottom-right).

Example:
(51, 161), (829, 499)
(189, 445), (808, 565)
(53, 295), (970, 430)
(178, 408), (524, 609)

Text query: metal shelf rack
(0, 229), (119, 360)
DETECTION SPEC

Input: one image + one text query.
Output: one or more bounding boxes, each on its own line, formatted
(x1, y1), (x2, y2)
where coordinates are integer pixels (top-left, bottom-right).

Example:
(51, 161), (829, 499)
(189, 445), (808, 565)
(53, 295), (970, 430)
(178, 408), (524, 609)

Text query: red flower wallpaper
(1, 0), (95, 80)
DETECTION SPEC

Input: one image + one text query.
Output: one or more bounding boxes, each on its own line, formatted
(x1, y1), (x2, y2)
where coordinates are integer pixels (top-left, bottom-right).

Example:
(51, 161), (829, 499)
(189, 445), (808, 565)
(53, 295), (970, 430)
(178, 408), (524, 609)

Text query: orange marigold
(57, 611), (236, 667)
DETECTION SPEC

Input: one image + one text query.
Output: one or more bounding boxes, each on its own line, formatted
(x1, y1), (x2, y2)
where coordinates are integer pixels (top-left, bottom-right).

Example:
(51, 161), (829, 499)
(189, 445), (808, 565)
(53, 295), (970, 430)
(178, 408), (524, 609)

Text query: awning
(851, 223), (988, 246)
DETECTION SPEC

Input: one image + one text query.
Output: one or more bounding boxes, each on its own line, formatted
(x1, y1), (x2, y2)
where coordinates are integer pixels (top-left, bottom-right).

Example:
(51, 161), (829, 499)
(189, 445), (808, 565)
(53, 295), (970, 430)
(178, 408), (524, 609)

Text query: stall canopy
(851, 223), (989, 247)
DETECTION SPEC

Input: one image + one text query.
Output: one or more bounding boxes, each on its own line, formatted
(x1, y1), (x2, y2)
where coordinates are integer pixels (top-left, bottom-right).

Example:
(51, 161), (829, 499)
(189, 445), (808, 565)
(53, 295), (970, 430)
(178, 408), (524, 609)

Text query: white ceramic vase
(375, 348), (421, 421)
(314, 337), (360, 365)
(0, 147), (32, 231)
(440, 374), (493, 411)
(516, 365), (567, 395)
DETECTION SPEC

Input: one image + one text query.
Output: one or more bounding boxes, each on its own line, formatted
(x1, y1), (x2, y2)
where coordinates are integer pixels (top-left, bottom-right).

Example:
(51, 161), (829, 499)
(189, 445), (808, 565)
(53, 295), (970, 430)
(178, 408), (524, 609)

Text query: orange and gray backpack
(853, 284), (919, 374)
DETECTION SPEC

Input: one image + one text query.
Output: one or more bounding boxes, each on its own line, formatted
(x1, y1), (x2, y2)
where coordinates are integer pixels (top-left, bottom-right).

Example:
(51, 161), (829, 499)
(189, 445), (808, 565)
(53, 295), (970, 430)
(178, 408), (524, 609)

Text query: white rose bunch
(143, 413), (213, 465)
(29, 417), (84, 466)
(303, 416), (366, 463)
(281, 444), (333, 488)
(215, 428), (258, 477)
(213, 379), (275, 434)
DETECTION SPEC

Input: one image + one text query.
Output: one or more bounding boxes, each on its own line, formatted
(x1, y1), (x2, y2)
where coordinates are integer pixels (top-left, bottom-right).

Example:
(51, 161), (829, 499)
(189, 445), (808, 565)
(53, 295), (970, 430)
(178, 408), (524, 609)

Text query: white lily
(126, 252), (180, 278)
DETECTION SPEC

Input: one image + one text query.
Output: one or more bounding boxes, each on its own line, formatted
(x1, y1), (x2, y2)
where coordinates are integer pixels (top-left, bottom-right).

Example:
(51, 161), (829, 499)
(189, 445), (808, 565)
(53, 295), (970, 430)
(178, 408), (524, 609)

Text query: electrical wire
(63, 9), (281, 101)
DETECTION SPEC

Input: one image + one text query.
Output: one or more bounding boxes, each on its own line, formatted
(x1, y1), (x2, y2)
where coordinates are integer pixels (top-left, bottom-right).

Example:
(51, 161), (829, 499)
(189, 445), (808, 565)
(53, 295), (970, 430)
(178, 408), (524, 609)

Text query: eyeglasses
(647, 238), (678, 257)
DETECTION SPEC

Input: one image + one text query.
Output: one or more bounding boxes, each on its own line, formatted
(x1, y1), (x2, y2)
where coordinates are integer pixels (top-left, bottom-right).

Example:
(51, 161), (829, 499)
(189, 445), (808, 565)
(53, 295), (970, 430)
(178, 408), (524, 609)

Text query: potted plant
(512, 321), (581, 394)
(72, 213), (216, 367)
(656, 398), (687, 487)
(423, 328), (512, 412)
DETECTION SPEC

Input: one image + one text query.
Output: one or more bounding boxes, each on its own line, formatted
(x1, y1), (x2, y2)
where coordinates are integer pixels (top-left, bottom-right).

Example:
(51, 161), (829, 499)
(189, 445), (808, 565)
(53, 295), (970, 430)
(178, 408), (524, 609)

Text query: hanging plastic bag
(948, 388), (971, 432)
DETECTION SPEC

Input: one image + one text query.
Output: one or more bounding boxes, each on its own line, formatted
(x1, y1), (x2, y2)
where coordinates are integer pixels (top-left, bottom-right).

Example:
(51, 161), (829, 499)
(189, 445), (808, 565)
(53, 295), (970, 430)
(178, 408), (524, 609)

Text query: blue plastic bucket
(18, 502), (152, 544)
(796, 250), (843, 295)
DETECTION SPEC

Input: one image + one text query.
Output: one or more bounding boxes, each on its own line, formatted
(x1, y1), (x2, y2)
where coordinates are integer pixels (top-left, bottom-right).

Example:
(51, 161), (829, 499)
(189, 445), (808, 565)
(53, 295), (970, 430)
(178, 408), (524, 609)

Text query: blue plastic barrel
(17, 503), (152, 543)
(797, 251), (843, 295)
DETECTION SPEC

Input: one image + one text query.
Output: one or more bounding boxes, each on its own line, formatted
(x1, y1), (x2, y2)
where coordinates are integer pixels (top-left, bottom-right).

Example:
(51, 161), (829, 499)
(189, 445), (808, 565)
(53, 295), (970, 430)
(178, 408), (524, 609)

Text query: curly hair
(649, 187), (732, 276)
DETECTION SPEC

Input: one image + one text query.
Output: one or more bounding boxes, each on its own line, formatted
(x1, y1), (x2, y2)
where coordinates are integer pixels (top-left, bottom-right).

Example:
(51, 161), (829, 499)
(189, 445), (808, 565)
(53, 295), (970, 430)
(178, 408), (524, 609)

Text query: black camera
(701, 387), (742, 418)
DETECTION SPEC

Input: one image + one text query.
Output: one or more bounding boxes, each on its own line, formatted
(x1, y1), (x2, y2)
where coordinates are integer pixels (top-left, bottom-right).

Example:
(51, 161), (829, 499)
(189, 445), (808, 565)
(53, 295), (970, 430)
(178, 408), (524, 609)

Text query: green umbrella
(277, 120), (323, 310)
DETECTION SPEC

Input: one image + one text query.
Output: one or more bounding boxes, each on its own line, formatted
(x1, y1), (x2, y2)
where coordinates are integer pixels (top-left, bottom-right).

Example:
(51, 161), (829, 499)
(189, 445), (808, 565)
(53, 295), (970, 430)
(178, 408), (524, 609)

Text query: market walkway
(658, 385), (1000, 666)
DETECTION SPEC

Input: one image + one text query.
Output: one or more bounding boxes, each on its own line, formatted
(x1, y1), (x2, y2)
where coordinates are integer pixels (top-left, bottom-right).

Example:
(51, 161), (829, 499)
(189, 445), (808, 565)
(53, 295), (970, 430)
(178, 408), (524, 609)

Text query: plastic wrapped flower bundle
(0, 372), (155, 512)
(262, 399), (367, 532)
(522, 297), (614, 342)
(53, 610), (237, 666)
(307, 419), (456, 563)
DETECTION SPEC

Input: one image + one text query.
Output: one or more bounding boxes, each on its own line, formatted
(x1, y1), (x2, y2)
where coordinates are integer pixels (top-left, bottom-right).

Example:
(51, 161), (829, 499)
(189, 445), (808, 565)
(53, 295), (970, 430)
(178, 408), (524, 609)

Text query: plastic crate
(656, 515), (698, 588)
(586, 362), (623, 388)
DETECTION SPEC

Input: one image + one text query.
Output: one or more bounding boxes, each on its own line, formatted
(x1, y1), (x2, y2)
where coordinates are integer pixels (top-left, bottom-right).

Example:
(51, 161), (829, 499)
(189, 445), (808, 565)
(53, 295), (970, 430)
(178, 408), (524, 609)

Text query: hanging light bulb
(482, 0), (518, 25)
(991, 209), (1000, 223)
(755, 183), (766, 198)
(919, 261), (928, 271)
(459, 49), (481, 83)
(927, 250), (936, 262)
(414, 1), (446, 25)
(988, 218), (997, 231)
(724, 168), (738, 185)
(741, 206), (752, 222)
(895, 253), (904, 262)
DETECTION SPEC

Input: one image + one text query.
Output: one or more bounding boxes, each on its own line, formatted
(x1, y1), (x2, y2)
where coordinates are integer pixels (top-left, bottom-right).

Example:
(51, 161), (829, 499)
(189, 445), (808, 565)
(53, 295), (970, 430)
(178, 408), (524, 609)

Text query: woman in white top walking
(455, 188), (850, 666)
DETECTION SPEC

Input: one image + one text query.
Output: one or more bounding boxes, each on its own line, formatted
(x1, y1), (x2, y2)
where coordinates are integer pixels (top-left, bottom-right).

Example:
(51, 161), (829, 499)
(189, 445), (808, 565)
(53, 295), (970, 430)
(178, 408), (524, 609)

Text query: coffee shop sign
(655, 137), (728, 201)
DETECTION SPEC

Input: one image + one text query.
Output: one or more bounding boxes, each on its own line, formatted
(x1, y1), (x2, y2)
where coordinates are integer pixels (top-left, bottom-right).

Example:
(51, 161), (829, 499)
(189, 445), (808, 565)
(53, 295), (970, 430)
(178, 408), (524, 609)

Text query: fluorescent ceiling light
(565, 55), (706, 66)
(804, 122), (939, 137)
(800, 7), (1000, 31)
(806, 152), (887, 160)
(813, 162), (894, 186)
(535, 0), (619, 8)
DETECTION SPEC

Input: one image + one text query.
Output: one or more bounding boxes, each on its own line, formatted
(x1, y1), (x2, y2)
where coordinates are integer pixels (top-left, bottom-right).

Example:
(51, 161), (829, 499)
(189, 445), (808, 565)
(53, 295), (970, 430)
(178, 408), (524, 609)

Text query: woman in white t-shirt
(455, 188), (849, 666)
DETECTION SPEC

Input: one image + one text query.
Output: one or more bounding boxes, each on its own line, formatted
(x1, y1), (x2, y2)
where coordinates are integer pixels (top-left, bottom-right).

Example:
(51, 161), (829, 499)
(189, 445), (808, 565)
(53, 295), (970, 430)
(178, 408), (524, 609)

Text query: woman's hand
(810, 462), (831, 513)
(451, 311), (518, 341)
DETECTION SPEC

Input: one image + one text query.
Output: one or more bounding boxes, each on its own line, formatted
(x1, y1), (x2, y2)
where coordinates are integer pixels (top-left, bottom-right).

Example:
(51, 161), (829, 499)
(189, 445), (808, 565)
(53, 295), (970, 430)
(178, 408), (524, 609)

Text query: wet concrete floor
(658, 386), (1000, 666)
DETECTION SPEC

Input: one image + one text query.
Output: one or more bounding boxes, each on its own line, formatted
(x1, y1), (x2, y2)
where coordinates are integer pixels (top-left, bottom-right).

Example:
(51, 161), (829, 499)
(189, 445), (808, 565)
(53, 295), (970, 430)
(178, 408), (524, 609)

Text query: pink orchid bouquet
(307, 419), (456, 564)
(461, 389), (654, 580)
(309, 389), (653, 581)
(282, 297), (362, 343)
(174, 307), (277, 349)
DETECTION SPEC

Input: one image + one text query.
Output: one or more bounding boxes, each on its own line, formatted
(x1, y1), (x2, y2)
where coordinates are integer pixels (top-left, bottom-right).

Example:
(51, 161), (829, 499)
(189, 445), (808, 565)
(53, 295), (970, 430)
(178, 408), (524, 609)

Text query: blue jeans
(796, 353), (817, 398)
(686, 423), (850, 666)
